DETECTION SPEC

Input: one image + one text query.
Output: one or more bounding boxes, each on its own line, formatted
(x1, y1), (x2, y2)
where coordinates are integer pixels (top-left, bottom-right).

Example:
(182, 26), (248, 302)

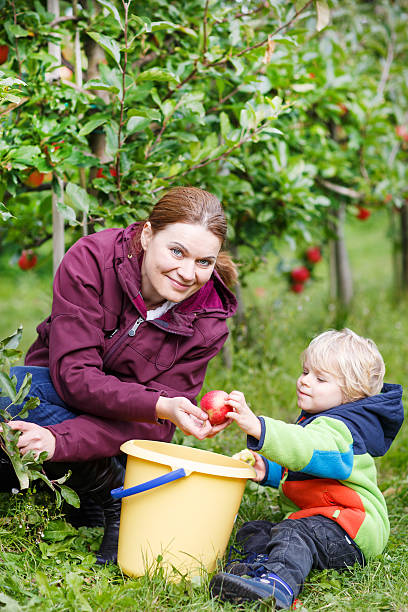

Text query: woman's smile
(140, 222), (222, 308)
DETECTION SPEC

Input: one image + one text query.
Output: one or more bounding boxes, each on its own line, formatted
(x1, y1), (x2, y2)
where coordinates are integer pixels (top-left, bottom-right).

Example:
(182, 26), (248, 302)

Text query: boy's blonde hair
(302, 328), (385, 403)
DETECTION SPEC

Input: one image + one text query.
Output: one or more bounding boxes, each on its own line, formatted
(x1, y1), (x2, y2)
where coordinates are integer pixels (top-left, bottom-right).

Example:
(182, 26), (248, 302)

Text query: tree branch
(317, 178), (362, 199)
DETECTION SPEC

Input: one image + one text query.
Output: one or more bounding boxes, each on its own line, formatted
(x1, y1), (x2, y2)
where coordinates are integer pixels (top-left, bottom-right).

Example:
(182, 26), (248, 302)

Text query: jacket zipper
(103, 316), (144, 367)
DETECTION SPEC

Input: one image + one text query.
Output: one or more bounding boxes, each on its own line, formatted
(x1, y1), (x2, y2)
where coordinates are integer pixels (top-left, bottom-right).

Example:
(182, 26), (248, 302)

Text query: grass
(0, 208), (407, 610)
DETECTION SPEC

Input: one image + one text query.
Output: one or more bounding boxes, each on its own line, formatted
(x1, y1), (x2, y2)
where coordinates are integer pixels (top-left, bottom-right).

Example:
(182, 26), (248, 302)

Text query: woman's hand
(156, 396), (213, 440)
(6, 421), (56, 460)
(226, 390), (261, 439)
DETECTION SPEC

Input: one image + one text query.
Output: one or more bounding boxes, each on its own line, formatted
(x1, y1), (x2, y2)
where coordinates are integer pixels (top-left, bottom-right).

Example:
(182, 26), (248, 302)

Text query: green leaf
(0, 372), (17, 401)
(126, 116), (151, 134)
(17, 395), (39, 420)
(315, 0), (330, 32)
(42, 519), (77, 542)
(1, 327), (23, 351)
(66, 183), (97, 214)
(292, 83), (315, 92)
(87, 32), (121, 65)
(60, 485), (80, 508)
(13, 373), (32, 405)
(0, 202), (14, 221)
(78, 117), (108, 137)
(8, 146), (42, 166)
(84, 79), (119, 93)
(128, 108), (162, 121)
(137, 68), (180, 85)
(0, 593), (23, 611)
(5, 23), (30, 38)
(95, 0), (123, 30)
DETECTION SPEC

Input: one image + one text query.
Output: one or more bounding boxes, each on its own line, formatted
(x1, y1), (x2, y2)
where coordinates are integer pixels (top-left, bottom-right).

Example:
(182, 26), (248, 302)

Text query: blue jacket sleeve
(260, 457), (283, 488)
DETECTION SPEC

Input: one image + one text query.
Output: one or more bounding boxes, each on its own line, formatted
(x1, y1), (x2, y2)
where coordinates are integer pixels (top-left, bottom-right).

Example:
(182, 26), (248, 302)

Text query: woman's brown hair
(131, 186), (238, 287)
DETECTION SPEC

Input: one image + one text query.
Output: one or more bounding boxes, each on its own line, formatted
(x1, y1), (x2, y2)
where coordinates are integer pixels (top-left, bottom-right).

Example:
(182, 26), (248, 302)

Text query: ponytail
(215, 251), (238, 288)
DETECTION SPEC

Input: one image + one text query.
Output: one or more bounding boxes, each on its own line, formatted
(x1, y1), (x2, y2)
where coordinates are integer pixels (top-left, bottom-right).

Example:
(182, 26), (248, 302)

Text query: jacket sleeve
(259, 415), (355, 481)
(47, 239), (228, 423)
(45, 414), (175, 462)
(260, 457), (283, 488)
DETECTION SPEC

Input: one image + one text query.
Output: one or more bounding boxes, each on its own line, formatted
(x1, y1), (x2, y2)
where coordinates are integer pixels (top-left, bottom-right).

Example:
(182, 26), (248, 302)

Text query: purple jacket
(25, 224), (237, 462)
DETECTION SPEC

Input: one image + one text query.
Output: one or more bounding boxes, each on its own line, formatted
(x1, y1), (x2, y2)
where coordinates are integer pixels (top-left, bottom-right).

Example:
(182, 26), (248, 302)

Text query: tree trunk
(400, 201), (408, 291)
(329, 204), (353, 311)
(47, 0), (65, 276)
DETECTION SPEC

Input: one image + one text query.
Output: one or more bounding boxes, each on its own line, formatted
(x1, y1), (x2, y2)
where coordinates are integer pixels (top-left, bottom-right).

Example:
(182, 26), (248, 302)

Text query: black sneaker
(209, 571), (294, 610)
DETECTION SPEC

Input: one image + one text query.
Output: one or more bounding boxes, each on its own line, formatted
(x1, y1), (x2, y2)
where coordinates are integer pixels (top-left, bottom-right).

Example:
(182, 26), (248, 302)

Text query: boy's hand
(251, 451), (267, 482)
(226, 390), (262, 439)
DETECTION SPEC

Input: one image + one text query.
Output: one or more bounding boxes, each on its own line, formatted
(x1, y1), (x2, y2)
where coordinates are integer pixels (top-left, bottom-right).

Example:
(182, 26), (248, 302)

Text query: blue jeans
(235, 515), (365, 599)
(0, 366), (78, 426)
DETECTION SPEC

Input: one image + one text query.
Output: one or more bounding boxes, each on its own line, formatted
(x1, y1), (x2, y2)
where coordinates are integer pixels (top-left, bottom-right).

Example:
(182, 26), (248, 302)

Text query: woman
(1, 186), (237, 563)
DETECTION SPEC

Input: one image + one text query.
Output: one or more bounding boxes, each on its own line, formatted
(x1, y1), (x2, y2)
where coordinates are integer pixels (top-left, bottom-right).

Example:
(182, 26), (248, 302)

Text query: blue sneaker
(209, 571), (294, 610)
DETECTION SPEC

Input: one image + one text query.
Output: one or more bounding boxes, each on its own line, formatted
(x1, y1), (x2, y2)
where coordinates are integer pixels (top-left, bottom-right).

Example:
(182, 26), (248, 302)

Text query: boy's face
(296, 360), (343, 414)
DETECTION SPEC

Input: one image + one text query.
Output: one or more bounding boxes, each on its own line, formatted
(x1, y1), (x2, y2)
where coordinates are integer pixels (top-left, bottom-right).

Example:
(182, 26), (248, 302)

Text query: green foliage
(0, 328), (79, 507)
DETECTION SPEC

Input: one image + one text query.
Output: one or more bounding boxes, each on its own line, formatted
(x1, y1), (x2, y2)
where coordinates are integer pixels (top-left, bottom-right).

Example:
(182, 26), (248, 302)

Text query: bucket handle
(110, 467), (187, 499)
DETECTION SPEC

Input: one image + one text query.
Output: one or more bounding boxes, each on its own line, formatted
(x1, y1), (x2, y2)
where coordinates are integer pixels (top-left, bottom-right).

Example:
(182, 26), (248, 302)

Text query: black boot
(0, 449), (19, 493)
(64, 495), (105, 528)
(44, 457), (125, 564)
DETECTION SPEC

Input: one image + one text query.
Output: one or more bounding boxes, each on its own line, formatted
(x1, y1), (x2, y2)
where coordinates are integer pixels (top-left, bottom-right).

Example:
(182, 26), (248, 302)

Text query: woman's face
(140, 222), (222, 308)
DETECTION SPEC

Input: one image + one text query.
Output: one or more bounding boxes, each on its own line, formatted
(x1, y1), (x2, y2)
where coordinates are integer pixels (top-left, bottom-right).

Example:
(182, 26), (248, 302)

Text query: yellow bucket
(111, 440), (255, 580)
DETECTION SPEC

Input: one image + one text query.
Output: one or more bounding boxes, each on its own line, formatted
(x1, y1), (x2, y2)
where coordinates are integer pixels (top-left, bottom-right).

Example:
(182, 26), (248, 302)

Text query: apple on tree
(0, 45), (9, 65)
(200, 390), (230, 426)
(356, 206), (371, 221)
(290, 266), (310, 283)
(23, 170), (45, 188)
(305, 246), (322, 264)
(18, 250), (38, 271)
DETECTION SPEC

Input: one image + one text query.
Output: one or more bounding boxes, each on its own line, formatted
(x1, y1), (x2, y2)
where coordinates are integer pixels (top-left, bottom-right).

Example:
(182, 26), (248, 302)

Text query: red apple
(290, 266), (310, 283)
(200, 390), (229, 426)
(356, 206), (371, 220)
(18, 250), (37, 270)
(290, 282), (304, 294)
(0, 45), (9, 65)
(24, 170), (45, 188)
(305, 246), (322, 264)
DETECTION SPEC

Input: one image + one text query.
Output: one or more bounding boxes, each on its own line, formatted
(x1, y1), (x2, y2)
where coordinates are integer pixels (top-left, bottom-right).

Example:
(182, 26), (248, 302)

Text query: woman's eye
(317, 378), (326, 383)
(171, 248), (182, 257)
(197, 259), (211, 267)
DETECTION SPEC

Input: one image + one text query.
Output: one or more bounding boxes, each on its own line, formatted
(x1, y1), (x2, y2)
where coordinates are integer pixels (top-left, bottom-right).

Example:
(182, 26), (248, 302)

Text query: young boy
(210, 329), (404, 610)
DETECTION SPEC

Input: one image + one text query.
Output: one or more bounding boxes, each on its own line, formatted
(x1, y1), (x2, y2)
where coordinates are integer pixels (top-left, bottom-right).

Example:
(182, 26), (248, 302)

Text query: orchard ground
(0, 208), (407, 610)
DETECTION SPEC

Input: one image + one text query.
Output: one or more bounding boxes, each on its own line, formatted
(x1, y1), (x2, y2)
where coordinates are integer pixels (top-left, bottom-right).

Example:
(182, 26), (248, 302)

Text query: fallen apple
(232, 449), (256, 466)
(200, 390), (229, 426)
